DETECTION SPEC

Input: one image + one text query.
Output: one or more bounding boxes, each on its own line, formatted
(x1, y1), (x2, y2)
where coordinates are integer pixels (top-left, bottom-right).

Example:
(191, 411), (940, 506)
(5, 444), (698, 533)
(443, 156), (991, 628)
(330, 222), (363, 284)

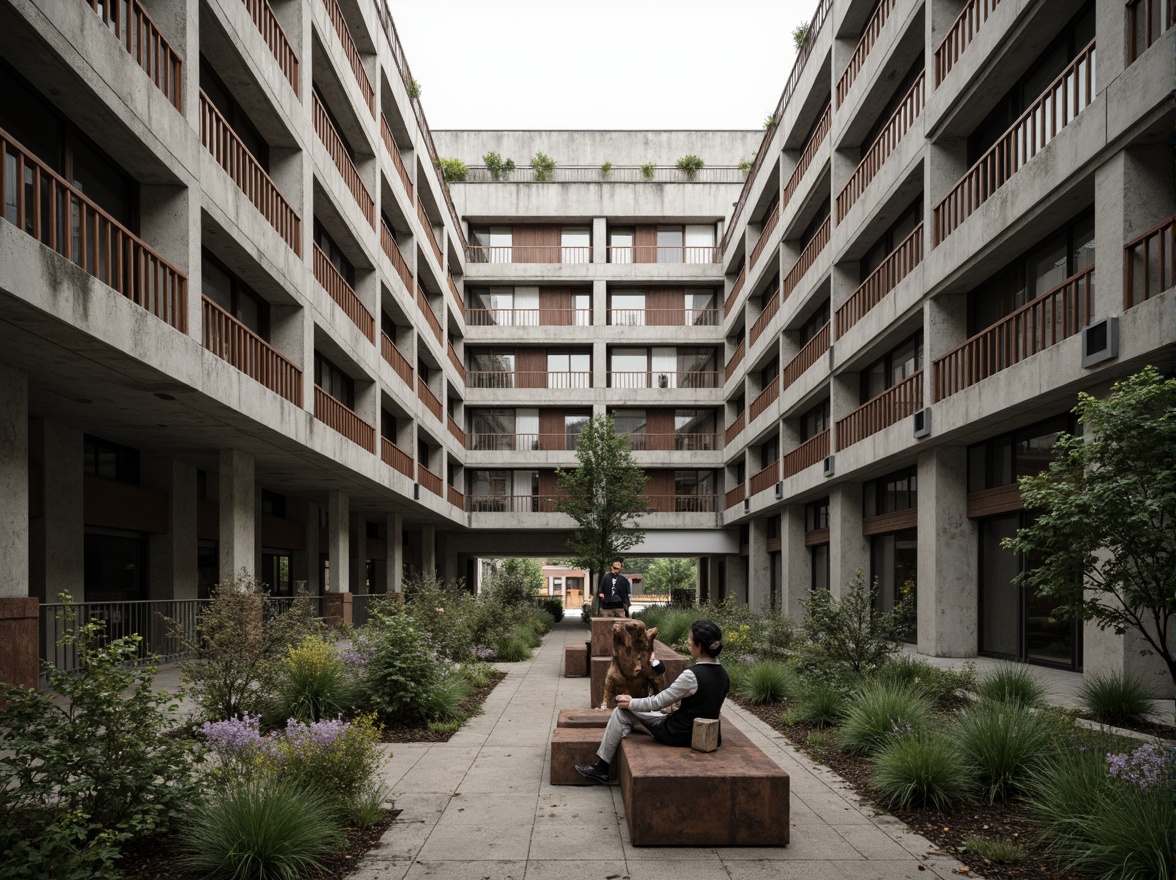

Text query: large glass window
(871, 530), (918, 642)
(967, 414), (1074, 491)
(561, 227), (590, 264)
(83, 435), (140, 484)
(314, 352), (354, 408)
(861, 333), (923, 402)
(675, 409), (716, 450)
(675, 470), (714, 511)
(613, 409), (647, 448)
(684, 224), (716, 263)
(547, 351), (590, 388)
(800, 399), (830, 440)
(611, 291), (646, 325)
(609, 227), (634, 264)
(656, 226), (684, 263)
(864, 466), (918, 517)
(84, 529), (148, 603)
(203, 251), (269, 338)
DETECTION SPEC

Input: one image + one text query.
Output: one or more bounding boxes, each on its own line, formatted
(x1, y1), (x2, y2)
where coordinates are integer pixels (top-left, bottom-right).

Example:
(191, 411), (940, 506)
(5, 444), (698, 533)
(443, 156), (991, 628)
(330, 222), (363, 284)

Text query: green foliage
(0, 596), (201, 879)
(556, 414), (648, 580)
(1004, 367), (1176, 686)
(736, 660), (795, 704)
(437, 157), (468, 182)
(873, 656), (976, 709)
(792, 23), (810, 50)
(975, 662), (1048, 707)
(756, 610), (799, 662)
(483, 151), (515, 181)
(406, 77), (422, 99)
(530, 607), (556, 634)
(268, 715), (386, 818)
(962, 835), (1026, 864)
(738, 159), (754, 175)
(838, 681), (932, 756)
(800, 570), (913, 676)
(485, 558), (544, 606)
(530, 151), (556, 181)
(181, 778), (342, 880)
(640, 162), (656, 180)
(644, 558), (696, 595)
(871, 729), (974, 811)
(1079, 668), (1157, 727)
(516, 622), (542, 649)
(599, 161), (613, 178)
(423, 674), (474, 721)
(493, 635), (532, 662)
(762, 114), (779, 130)
(535, 596), (565, 623)
(355, 614), (443, 722)
(675, 154), (705, 180)
(270, 635), (353, 724)
(953, 700), (1051, 802)
(456, 660), (495, 690)
(792, 679), (848, 728)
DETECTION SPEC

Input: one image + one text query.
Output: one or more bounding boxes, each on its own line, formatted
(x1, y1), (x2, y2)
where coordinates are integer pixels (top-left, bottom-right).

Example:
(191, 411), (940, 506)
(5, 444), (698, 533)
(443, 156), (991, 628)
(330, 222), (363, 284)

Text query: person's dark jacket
(597, 571), (631, 609)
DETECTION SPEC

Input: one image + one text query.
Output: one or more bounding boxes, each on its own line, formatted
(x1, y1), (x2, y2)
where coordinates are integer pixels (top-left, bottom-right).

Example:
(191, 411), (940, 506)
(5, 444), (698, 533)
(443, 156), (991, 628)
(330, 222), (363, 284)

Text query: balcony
(83, 0), (182, 109)
(467, 432), (581, 451)
(836, 370), (922, 449)
(417, 377), (442, 420)
(749, 204), (780, 268)
(780, 430), (829, 480)
(750, 462), (779, 496)
(417, 462), (442, 496)
(467, 371), (591, 389)
(644, 495), (718, 513)
(380, 332), (413, 386)
(313, 243), (374, 340)
(241, 0), (299, 95)
(608, 308), (719, 327)
(447, 274), (464, 318)
(321, 0), (374, 114)
(381, 115), (413, 202)
(314, 386), (374, 451)
(416, 290), (442, 344)
(1124, 216), (1174, 309)
(447, 484), (464, 509)
(202, 296), (301, 404)
(724, 484), (745, 510)
(1128, 0), (1176, 62)
(836, 72), (924, 222)
(837, 0), (897, 106)
(780, 106), (831, 215)
(624, 433), (722, 452)
(606, 246), (719, 264)
(1, 127), (187, 331)
(468, 245), (592, 264)
(725, 339), (745, 380)
(446, 413), (465, 446)
(780, 217), (831, 304)
(466, 308), (590, 327)
(933, 267), (1093, 401)
(417, 199), (442, 265)
(835, 224), (923, 337)
(199, 91), (301, 255)
(380, 437), (413, 478)
(782, 323), (829, 389)
(467, 494), (565, 513)
(380, 220), (414, 292)
(935, 0), (1002, 86)
(725, 411), (746, 447)
(749, 376), (780, 422)
(933, 41), (1095, 245)
(608, 371), (720, 389)
(725, 266), (746, 315)
(446, 341), (465, 380)
(749, 288), (781, 346)
(312, 91), (374, 227)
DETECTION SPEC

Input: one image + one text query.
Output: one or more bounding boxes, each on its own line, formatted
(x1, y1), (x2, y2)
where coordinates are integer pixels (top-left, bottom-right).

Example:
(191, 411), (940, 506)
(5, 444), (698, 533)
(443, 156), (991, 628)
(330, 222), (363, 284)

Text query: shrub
(456, 660), (495, 690)
(653, 608), (696, 649)
(400, 573), (481, 662)
(270, 636), (353, 723)
(356, 615), (443, 721)
(483, 151), (515, 181)
(792, 679), (848, 728)
(737, 661), (795, 704)
(738, 159), (753, 176)
(530, 607), (556, 635)
(800, 570), (913, 677)
(792, 23), (810, 50)
(423, 674), (473, 721)
(1079, 668), (1156, 727)
(484, 558), (543, 607)
(437, 158), (468, 182)
(640, 162), (656, 180)
(531, 151), (556, 181)
(874, 656), (976, 709)
(535, 596), (565, 623)
(953, 700), (1051, 802)
(599, 161), (613, 179)
(838, 681), (932, 756)
(975, 662), (1048, 707)
(963, 835), (1025, 864)
(871, 729), (974, 811)
(756, 611), (798, 662)
(676, 154), (705, 180)
(269, 715), (386, 817)
(181, 778), (341, 880)
(494, 635), (532, 662)
(406, 77), (421, 99)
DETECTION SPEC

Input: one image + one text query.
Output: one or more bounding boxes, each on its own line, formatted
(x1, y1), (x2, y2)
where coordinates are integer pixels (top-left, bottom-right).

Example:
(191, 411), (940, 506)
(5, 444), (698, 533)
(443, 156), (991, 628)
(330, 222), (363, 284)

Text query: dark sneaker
(575, 763), (611, 784)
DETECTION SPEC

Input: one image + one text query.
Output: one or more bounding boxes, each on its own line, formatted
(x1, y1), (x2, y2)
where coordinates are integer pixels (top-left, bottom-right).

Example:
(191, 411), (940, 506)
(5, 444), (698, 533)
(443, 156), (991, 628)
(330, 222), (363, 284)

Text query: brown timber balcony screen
(313, 91), (374, 226)
(380, 438), (413, 478)
(313, 243), (374, 340)
(314, 386), (374, 452)
(1123, 216), (1174, 309)
(381, 116), (414, 202)
(749, 377), (780, 422)
(416, 378), (442, 420)
(836, 370), (923, 449)
(321, 0), (374, 113)
(935, 0), (1002, 85)
(202, 296), (302, 404)
(782, 323), (830, 388)
(1127, 0), (1176, 61)
(83, 0), (182, 109)
(417, 463), (442, 496)
(240, 0), (299, 95)
(837, 0), (898, 106)
(780, 431), (829, 480)
(380, 333), (414, 386)
(380, 221), (415, 292)
(1, 128), (187, 331)
(835, 224), (923, 337)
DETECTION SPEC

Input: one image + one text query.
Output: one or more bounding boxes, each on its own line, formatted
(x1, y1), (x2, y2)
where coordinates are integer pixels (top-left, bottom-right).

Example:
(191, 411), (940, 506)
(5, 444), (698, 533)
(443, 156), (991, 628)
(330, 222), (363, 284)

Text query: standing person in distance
(597, 559), (631, 618)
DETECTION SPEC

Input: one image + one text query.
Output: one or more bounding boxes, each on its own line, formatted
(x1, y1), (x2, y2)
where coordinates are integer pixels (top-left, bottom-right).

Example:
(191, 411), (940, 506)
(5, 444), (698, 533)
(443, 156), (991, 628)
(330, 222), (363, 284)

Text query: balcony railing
(725, 339), (745, 380)
(933, 267), (1093, 401)
(447, 413), (465, 446)
(417, 378), (442, 420)
(837, 0), (897, 106)
(417, 290), (442, 344)
(749, 376), (780, 422)
(464, 165), (746, 183)
(321, 0), (373, 114)
(83, 0), (182, 109)
(466, 308), (591, 327)
(725, 411), (746, 447)
(380, 221), (414, 292)
(380, 332), (413, 386)
(781, 217), (831, 305)
(837, 72), (924, 221)
(466, 432), (583, 451)
(750, 205), (781, 269)
(199, 91), (301, 254)
(608, 371), (720, 389)
(466, 371), (592, 389)
(381, 437), (413, 478)
(782, 323), (830, 389)
(314, 386), (374, 452)
(608, 309), (719, 327)
(644, 495), (718, 513)
(750, 462), (779, 496)
(724, 484), (745, 510)
(1, 128), (187, 331)
(726, 266), (746, 315)
(466, 494), (566, 513)
(314, 243), (374, 340)
(1127, 0), (1176, 61)
(749, 288), (781, 346)
(467, 245), (592, 264)
(447, 484), (464, 508)
(312, 91), (373, 226)
(933, 41), (1095, 245)
(781, 430), (829, 480)
(417, 199), (442, 265)
(606, 246), (719, 264)
(446, 341), (465, 380)
(381, 115), (413, 202)
(417, 463), (442, 496)
(935, 0), (1002, 86)
(1124, 216), (1174, 309)
(835, 223), (923, 337)
(447, 274), (464, 318)
(202, 296), (301, 404)
(836, 370), (923, 449)
(781, 105), (832, 219)
(624, 433), (723, 452)
(241, 0), (299, 95)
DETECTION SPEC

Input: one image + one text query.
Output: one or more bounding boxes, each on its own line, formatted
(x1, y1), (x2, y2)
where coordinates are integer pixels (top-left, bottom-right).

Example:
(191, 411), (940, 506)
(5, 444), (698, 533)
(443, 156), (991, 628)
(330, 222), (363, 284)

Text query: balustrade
(380, 333), (413, 386)
(417, 463), (442, 495)
(781, 217), (831, 304)
(749, 376), (780, 422)
(782, 323), (830, 388)
(935, 0), (1002, 85)
(313, 243), (374, 340)
(313, 91), (374, 226)
(836, 370), (923, 449)
(380, 437), (413, 478)
(314, 386), (374, 451)
(202, 296), (301, 404)
(1123, 216), (1174, 309)
(84, 0), (182, 108)
(321, 0), (374, 113)
(416, 378), (442, 420)
(780, 430), (829, 480)
(835, 224), (922, 337)
(241, 0), (298, 95)
(837, 0), (897, 106)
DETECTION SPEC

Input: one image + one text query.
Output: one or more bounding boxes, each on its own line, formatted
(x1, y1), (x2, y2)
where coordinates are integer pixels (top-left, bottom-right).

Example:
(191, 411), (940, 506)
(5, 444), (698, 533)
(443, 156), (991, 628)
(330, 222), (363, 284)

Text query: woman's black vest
(656, 662), (730, 747)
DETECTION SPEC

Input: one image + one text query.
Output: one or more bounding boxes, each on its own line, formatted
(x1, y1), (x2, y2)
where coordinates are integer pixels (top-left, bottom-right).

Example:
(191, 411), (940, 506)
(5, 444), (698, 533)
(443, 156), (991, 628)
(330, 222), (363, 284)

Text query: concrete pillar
(1094, 0), (1128, 92)
(387, 512), (403, 594)
(30, 420), (83, 602)
(0, 364), (37, 692)
(439, 533), (459, 583)
(421, 524), (437, 578)
(779, 504), (809, 621)
(592, 277), (608, 389)
(327, 490), (349, 593)
(917, 447), (977, 657)
(728, 554), (749, 605)
(147, 457), (198, 600)
(747, 518), (771, 611)
(1084, 616), (1173, 702)
(926, 139), (968, 228)
(592, 217), (607, 264)
(218, 449), (255, 582)
(829, 482), (868, 599)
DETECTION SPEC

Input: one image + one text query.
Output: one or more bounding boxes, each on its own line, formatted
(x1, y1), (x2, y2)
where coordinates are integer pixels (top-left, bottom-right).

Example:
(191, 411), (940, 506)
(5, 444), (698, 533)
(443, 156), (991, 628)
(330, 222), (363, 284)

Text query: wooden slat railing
(781, 105), (832, 216)
(380, 332), (414, 386)
(605, 246), (719, 264)
(417, 290), (442, 344)
(447, 484), (464, 509)
(935, 0), (1001, 86)
(749, 288), (781, 346)
(725, 339), (746, 380)
(467, 245), (593, 264)
(1127, 0), (1176, 62)
(416, 377), (443, 420)
(380, 220), (414, 292)
(837, 0), (897, 106)
(466, 371), (592, 389)
(643, 495), (718, 513)
(835, 223), (923, 337)
(314, 243), (374, 340)
(750, 204), (781, 268)
(749, 376), (780, 422)
(465, 308), (590, 327)
(0, 128), (186, 331)
(381, 115), (414, 202)
(447, 413), (465, 446)
(417, 462), (442, 496)
(1124, 216), (1174, 309)
(933, 267), (1094, 401)
(380, 437), (413, 477)
(725, 266), (746, 316)
(933, 42), (1095, 245)
(314, 385), (374, 451)
(202, 296), (301, 404)
(312, 91), (373, 226)
(200, 91), (301, 254)
(608, 371), (721, 389)
(447, 274), (465, 318)
(84, 0), (182, 109)
(781, 430), (829, 479)
(623, 432), (723, 452)
(750, 462), (780, 496)
(725, 411), (746, 447)
(836, 370), (923, 449)
(417, 199), (442, 265)
(782, 323), (830, 388)
(466, 494), (567, 513)
(608, 308), (720, 327)
(837, 72), (924, 221)
(467, 432), (576, 451)
(446, 340), (465, 380)
(724, 484), (746, 510)
(241, 0), (298, 95)
(321, 0), (374, 114)
(781, 216), (831, 303)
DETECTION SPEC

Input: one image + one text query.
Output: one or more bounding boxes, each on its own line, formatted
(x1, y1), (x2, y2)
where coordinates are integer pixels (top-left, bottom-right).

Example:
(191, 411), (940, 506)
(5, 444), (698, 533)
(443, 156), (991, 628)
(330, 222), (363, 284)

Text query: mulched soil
(1074, 711), (1176, 740)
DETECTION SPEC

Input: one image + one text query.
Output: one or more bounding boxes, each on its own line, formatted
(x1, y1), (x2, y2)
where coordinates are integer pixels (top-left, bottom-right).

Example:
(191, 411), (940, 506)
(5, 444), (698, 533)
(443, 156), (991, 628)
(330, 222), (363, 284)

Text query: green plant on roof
(792, 23), (810, 50)
(738, 159), (754, 176)
(676, 155), (705, 181)
(531, 152), (556, 181)
(483, 152), (516, 181)
(600, 161), (613, 179)
(640, 162), (656, 181)
(437, 158), (468, 183)
(763, 113), (779, 130)
(406, 77), (422, 100)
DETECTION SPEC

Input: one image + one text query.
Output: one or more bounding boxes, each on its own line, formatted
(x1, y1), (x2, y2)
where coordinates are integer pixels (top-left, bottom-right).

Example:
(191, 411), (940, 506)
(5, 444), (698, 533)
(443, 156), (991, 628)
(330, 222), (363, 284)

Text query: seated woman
(575, 619), (729, 784)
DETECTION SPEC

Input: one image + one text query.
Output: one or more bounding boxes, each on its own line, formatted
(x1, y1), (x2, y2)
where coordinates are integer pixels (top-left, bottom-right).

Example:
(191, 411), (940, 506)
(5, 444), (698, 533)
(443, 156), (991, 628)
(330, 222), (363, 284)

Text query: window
(675, 470), (714, 511)
(313, 221), (355, 286)
(609, 227), (634, 263)
(83, 435), (140, 484)
(546, 351), (589, 388)
(967, 414), (1074, 491)
(381, 408), (400, 442)
(805, 498), (830, 531)
(800, 399), (830, 440)
(613, 409), (647, 448)
(863, 466), (918, 517)
(202, 59), (270, 169)
(468, 470), (537, 512)
(655, 224), (715, 263)
(861, 332), (923, 402)
(684, 224), (716, 263)
(470, 351), (515, 387)
(675, 409), (716, 450)
(861, 198), (923, 280)
(565, 413), (589, 448)
(561, 227), (590, 264)
(261, 489), (286, 518)
(657, 226), (683, 263)
(611, 291), (646, 325)
(202, 251), (269, 338)
(685, 291), (716, 326)
(611, 349), (649, 388)
(314, 352), (355, 408)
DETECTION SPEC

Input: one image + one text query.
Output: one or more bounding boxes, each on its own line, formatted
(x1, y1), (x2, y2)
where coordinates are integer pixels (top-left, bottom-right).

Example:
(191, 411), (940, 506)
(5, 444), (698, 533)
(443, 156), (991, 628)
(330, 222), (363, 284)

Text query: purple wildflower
(735, 653), (758, 665)
(1106, 742), (1176, 791)
(197, 713), (269, 759)
(470, 646), (495, 660)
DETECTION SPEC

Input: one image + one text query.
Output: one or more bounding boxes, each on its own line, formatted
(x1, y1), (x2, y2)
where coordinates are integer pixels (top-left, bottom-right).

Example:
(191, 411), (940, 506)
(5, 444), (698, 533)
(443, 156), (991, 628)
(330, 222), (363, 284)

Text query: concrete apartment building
(0, 0), (1172, 690)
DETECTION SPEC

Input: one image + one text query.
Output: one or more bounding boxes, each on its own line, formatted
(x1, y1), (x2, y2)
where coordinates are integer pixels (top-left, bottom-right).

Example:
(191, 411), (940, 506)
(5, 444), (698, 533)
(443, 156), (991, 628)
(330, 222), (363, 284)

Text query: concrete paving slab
(437, 792), (538, 825)
(720, 860), (848, 880)
(523, 860), (630, 880)
(344, 858), (413, 880)
(528, 815), (624, 861)
(415, 823), (533, 862)
(402, 859), (527, 880)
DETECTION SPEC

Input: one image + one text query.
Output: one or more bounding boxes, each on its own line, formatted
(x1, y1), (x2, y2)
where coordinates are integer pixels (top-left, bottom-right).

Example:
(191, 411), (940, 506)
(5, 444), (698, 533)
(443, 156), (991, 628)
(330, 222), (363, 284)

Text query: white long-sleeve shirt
(627, 660), (722, 713)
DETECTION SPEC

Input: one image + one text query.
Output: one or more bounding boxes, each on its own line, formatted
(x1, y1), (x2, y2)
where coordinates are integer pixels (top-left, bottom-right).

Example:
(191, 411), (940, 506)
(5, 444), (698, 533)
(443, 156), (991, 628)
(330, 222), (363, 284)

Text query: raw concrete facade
(0, 0), (1172, 690)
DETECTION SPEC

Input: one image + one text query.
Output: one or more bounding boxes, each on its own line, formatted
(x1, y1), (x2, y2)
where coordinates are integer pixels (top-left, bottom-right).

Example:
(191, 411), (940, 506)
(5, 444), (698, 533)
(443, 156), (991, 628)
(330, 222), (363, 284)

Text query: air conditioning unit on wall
(912, 408), (932, 439)
(774, 481), (784, 499)
(1081, 316), (1119, 368)
(823, 455), (835, 477)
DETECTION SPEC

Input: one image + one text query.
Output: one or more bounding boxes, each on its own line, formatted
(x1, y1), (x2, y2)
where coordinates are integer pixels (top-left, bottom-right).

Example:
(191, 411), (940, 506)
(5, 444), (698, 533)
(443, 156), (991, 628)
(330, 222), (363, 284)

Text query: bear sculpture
(600, 620), (663, 709)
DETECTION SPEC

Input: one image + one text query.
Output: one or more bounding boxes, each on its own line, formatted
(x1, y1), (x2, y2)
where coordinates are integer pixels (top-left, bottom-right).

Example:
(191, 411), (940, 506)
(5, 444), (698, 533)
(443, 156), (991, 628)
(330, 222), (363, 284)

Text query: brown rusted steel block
(589, 616), (626, 656)
(564, 644), (589, 677)
(556, 708), (612, 728)
(549, 727), (616, 785)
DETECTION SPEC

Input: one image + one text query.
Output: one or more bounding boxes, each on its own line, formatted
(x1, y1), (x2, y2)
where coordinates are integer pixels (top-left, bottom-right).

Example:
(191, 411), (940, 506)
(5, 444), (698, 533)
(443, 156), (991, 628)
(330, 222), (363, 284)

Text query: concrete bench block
(564, 644), (588, 677)
(556, 708), (612, 728)
(549, 727), (616, 785)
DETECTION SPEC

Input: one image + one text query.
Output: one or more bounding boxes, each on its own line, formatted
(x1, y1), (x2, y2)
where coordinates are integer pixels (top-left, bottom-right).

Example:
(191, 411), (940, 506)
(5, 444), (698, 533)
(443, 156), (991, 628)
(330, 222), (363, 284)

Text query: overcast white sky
(389, 1), (810, 131)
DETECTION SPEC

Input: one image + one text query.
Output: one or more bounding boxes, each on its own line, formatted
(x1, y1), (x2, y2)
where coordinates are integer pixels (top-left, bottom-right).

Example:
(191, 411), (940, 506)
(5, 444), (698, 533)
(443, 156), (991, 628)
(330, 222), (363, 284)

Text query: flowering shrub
(1106, 742), (1176, 791)
(271, 636), (354, 723)
(354, 614), (446, 721)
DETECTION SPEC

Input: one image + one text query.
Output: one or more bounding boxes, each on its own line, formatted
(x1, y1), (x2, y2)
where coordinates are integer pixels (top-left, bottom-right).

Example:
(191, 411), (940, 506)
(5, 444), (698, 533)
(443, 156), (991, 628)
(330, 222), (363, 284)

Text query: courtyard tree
(1004, 366), (1176, 687)
(645, 558), (696, 596)
(555, 414), (648, 602)
(484, 558), (544, 605)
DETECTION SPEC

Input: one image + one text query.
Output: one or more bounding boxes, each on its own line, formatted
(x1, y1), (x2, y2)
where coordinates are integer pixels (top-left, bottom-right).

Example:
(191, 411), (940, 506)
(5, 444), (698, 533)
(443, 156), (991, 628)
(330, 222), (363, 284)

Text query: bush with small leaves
(838, 680), (932, 756)
(269, 635), (354, 724)
(953, 699), (1051, 802)
(483, 151), (515, 181)
(535, 596), (565, 623)
(437, 158), (468, 182)
(1079, 668), (1157, 727)
(355, 614), (443, 722)
(737, 660), (795, 705)
(531, 151), (556, 181)
(871, 728), (974, 811)
(975, 662), (1048, 707)
(599, 161), (613, 178)
(640, 162), (656, 180)
(800, 570), (913, 677)
(676, 154), (705, 180)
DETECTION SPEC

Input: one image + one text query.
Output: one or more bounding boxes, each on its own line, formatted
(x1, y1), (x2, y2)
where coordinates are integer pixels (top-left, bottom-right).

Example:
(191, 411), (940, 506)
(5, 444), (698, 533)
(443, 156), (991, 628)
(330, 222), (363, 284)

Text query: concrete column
(327, 490), (349, 593)
(421, 524), (437, 577)
(218, 449), (255, 582)
(829, 482), (868, 599)
(0, 363), (37, 692)
(746, 518), (771, 611)
(829, 371), (858, 447)
(30, 420), (83, 602)
(147, 457), (198, 600)
(386, 512), (403, 594)
(728, 554), (749, 605)
(1094, 0), (1128, 92)
(926, 139), (968, 222)
(593, 277), (608, 389)
(917, 446), (977, 657)
(1084, 617), (1173, 701)
(829, 259), (860, 335)
(592, 217), (607, 264)
(779, 504), (809, 621)
(288, 498), (312, 593)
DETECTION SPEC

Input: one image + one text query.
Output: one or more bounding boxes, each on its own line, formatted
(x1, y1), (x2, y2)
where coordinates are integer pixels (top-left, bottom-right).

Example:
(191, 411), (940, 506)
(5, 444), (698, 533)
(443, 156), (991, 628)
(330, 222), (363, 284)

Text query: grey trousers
(596, 707), (667, 763)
